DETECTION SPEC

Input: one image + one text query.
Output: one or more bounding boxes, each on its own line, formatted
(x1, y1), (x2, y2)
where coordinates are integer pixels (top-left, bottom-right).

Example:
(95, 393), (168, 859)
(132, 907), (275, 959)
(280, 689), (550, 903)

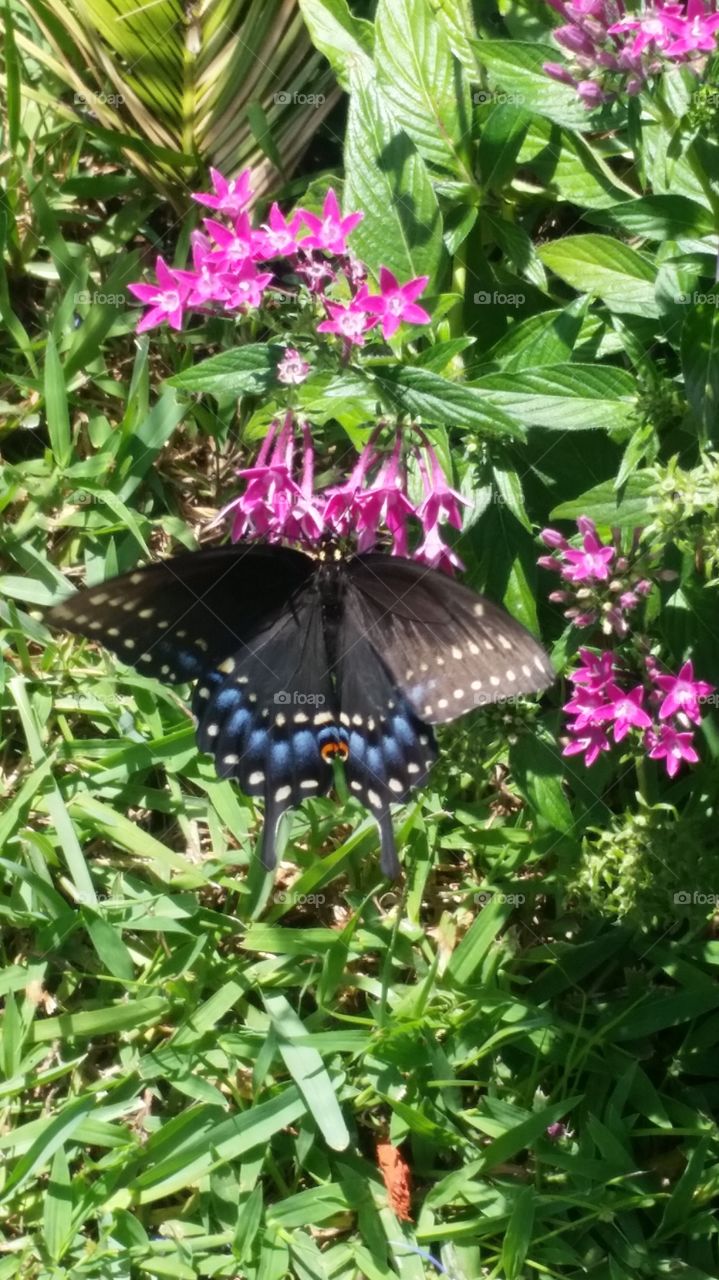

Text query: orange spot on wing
(376, 1140), (412, 1221)
(321, 741), (349, 762)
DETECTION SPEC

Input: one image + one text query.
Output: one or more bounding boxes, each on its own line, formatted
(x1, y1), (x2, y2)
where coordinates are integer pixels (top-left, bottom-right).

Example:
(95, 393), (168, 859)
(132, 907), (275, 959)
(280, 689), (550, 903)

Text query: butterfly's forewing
(193, 585), (345, 870)
(336, 594), (437, 879)
(345, 554), (554, 723)
(46, 544), (314, 685)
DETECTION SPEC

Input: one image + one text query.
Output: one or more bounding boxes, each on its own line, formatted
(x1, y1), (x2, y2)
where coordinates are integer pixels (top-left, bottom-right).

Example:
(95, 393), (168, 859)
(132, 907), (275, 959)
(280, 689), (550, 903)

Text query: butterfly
(46, 542), (554, 877)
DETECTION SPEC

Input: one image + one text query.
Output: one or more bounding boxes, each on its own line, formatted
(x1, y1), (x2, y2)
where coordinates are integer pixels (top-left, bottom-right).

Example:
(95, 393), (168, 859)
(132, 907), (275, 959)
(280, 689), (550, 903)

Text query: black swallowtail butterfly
(46, 543), (554, 877)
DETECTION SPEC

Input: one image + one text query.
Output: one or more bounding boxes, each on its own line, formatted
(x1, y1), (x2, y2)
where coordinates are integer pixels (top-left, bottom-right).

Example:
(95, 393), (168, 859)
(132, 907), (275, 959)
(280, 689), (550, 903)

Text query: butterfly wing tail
(378, 809), (401, 880)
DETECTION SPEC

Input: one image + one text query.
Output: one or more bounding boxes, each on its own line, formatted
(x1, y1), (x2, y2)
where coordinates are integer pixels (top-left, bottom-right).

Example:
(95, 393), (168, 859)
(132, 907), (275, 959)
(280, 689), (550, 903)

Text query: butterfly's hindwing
(336, 598), (438, 879)
(345, 554), (554, 723)
(47, 544), (314, 684)
(194, 587), (344, 870)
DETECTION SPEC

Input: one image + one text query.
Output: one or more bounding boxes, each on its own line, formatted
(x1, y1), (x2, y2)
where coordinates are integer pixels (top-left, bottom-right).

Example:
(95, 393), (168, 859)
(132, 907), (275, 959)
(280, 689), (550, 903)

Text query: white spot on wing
(249, 770), (264, 785)
(274, 785), (291, 802)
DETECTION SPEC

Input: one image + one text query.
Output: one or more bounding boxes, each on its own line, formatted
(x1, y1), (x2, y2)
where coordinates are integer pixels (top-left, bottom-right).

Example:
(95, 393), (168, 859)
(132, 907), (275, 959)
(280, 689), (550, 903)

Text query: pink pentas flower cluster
(564, 649), (715, 776)
(127, 168), (431, 349)
(539, 517), (653, 638)
(216, 413), (469, 574)
(544, 0), (719, 104)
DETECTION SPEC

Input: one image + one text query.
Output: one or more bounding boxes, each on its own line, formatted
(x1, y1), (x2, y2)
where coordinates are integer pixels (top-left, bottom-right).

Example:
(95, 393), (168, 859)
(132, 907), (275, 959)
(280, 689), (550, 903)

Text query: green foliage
(3, 0), (719, 1276)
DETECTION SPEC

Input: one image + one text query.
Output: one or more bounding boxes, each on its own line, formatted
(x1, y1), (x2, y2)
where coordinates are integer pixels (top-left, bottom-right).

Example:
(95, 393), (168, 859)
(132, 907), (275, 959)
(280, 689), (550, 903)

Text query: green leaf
(538, 235), (658, 317)
(374, 0), (469, 174)
(473, 39), (590, 131)
(550, 474), (656, 526)
(519, 121), (637, 209)
(344, 68), (445, 288)
(166, 344), (286, 395)
(448, 895), (514, 984)
(373, 365), (524, 437)
(298, 0), (374, 90)
(469, 364), (637, 431)
(591, 194), (716, 240)
(488, 301), (587, 370)
(3, 2), (21, 152)
(502, 1186), (535, 1280)
(509, 732), (573, 833)
(477, 103), (530, 194)
(0, 1095), (95, 1203)
(263, 994), (350, 1151)
(44, 333), (72, 469)
(83, 910), (135, 982)
(44, 1146), (73, 1263)
(681, 302), (719, 445)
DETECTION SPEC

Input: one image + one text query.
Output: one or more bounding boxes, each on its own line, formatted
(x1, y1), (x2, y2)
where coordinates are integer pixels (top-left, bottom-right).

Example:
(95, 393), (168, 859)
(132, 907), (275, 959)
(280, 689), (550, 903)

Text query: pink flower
(216, 414), (301, 543)
(595, 684), (652, 742)
(563, 687), (607, 729)
(569, 648), (618, 692)
(256, 202), (304, 257)
(276, 348), (310, 385)
(416, 444), (469, 532)
(652, 660), (715, 724)
(192, 167), (253, 218)
(223, 259), (273, 311)
(561, 530), (615, 582)
(184, 232), (232, 307)
(299, 189), (363, 255)
(608, 8), (677, 56)
(203, 213), (258, 269)
(563, 723), (611, 766)
(645, 724), (699, 778)
(127, 255), (195, 332)
(316, 299), (377, 346)
(663, 0), (719, 53)
(414, 522), (464, 574)
(540, 528), (569, 550)
(357, 267), (431, 339)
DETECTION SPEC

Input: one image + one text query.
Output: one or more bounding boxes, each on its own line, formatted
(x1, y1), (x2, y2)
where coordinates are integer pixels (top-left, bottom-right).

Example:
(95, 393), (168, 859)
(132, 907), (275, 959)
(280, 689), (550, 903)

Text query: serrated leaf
(344, 68), (445, 287)
(470, 364), (637, 431)
(373, 365), (524, 437)
(538, 235), (658, 317)
(374, 0), (468, 174)
(473, 39), (590, 131)
(166, 344), (285, 395)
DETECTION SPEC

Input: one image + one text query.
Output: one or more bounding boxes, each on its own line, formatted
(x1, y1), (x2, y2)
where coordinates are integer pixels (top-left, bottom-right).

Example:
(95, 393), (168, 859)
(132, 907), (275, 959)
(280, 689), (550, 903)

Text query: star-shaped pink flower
(357, 267), (431, 339)
(653, 660), (715, 725)
(595, 684), (652, 743)
(645, 724), (699, 778)
(256, 202), (304, 257)
(298, 189), (363, 255)
(127, 256), (195, 332)
(223, 259), (273, 311)
(563, 723), (611, 767)
(562, 531), (615, 582)
(192, 167), (253, 217)
(316, 300), (377, 345)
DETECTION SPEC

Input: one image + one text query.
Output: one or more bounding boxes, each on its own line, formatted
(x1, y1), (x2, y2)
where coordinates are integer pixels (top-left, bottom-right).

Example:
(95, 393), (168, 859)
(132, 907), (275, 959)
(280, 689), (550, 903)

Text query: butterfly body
(47, 542), (554, 877)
